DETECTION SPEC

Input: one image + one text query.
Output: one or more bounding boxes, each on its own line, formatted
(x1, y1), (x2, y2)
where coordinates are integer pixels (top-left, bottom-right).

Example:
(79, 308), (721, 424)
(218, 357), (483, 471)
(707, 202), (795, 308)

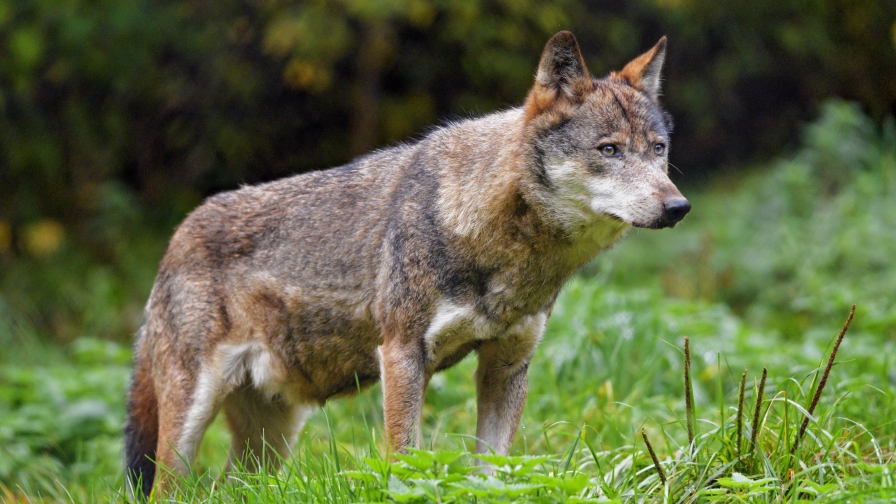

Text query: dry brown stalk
(641, 429), (667, 485)
(736, 368), (747, 458)
(750, 367), (768, 456)
(684, 337), (695, 446)
(790, 304), (855, 455)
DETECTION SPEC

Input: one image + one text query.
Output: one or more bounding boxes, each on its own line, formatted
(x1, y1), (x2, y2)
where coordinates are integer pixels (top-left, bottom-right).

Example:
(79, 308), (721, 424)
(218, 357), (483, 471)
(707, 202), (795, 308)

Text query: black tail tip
(126, 459), (156, 500)
(124, 420), (157, 500)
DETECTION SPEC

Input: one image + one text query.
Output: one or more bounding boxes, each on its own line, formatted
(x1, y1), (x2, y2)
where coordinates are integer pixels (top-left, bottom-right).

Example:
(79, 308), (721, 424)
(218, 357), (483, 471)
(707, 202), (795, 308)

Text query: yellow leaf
(283, 59), (332, 92)
(700, 363), (719, 381)
(23, 219), (65, 257)
(598, 379), (614, 403)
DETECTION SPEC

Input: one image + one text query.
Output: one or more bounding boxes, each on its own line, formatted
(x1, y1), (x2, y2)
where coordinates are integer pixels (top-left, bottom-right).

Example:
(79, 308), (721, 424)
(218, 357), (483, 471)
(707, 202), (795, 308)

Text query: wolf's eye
(654, 143), (666, 156)
(599, 144), (618, 157)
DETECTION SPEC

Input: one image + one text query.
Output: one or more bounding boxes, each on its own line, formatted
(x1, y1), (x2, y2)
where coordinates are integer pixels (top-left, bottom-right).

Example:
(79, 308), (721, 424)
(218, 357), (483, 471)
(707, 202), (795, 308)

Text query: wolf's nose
(663, 198), (691, 224)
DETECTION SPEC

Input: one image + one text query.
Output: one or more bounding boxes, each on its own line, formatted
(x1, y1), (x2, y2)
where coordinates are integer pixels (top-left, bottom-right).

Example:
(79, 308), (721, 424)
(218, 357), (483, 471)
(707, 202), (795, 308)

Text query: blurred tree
(0, 0), (893, 250)
(642, 0), (896, 170)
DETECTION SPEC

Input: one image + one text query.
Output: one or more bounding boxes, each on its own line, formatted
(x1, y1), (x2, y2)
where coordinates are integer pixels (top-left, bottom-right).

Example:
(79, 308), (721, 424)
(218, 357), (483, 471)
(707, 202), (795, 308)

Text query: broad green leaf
(395, 450), (436, 471)
(385, 475), (426, 502)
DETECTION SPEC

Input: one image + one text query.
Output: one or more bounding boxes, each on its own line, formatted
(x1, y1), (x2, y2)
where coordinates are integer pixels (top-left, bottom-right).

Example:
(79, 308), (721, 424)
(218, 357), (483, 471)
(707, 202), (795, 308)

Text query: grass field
(1, 101), (894, 502)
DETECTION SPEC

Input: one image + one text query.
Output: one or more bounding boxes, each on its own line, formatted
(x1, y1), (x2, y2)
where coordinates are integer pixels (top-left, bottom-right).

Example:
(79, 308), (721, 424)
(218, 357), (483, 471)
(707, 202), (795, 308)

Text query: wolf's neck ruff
(430, 108), (633, 291)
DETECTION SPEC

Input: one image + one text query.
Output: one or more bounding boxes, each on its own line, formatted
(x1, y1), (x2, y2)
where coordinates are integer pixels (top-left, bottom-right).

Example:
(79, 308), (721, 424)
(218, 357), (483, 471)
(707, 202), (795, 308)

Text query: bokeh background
(1, 0), (895, 498)
(1, 0), (895, 343)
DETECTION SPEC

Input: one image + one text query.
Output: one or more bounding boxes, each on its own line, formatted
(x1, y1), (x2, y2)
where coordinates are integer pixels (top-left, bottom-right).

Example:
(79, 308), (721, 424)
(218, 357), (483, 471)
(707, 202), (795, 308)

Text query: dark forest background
(1, 0), (895, 343)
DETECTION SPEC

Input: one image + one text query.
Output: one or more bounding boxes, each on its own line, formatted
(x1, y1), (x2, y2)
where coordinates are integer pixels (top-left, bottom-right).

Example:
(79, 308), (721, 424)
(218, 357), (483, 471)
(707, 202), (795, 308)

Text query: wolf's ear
(616, 37), (667, 102)
(527, 31), (593, 116)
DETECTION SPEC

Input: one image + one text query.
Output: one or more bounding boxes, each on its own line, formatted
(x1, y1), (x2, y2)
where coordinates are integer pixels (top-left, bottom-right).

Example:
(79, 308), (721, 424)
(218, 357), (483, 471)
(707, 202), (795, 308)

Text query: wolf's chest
(421, 299), (547, 367)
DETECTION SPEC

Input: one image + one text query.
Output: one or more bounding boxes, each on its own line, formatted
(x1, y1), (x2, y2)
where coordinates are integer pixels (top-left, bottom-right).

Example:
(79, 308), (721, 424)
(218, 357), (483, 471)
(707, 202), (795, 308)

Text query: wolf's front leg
(379, 337), (427, 452)
(474, 315), (546, 458)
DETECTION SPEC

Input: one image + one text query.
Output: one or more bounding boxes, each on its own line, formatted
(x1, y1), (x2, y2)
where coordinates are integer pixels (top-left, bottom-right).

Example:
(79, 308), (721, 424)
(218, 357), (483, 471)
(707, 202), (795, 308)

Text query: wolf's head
(523, 31), (689, 232)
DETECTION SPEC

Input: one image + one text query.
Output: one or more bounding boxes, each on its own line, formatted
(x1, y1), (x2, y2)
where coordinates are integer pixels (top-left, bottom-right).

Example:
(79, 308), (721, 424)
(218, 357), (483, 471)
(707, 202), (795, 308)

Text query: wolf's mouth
(632, 220), (665, 229)
(603, 212), (672, 230)
(632, 219), (680, 230)
(604, 212), (668, 230)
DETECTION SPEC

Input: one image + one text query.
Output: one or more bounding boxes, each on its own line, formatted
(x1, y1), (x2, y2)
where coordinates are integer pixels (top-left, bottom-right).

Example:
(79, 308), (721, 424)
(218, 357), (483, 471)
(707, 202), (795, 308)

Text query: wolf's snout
(662, 198), (691, 225)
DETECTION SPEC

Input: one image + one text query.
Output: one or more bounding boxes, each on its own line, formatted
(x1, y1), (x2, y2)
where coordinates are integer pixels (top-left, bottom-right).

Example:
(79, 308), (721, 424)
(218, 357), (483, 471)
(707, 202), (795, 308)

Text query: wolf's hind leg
(153, 367), (225, 493)
(222, 386), (310, 472)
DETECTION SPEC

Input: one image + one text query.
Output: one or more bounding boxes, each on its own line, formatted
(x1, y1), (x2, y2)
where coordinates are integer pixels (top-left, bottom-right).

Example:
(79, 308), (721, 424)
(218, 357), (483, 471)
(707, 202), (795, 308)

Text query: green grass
(3, 280), (893, 502)
(1, 100), (895, 501)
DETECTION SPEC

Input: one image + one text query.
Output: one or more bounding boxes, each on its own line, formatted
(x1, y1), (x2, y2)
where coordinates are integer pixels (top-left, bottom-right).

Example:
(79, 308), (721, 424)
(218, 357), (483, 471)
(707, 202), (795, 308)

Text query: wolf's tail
(124, 355), (158, 500)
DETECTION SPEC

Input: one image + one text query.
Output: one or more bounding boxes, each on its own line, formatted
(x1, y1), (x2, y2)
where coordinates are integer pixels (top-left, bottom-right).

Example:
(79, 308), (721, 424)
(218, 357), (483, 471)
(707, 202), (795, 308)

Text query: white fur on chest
(422, 299), (547, 364)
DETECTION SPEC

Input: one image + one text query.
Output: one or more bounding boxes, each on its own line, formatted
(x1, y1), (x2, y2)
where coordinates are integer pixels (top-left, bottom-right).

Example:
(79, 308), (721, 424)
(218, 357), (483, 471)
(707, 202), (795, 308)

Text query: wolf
(124, 30), (689, 497)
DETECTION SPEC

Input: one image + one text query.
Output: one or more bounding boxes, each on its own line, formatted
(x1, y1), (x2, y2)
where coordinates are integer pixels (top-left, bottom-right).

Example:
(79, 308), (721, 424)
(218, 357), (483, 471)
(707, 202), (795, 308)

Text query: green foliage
(0, 338), (129, 496)
(3, 275), (894, 501)
(6, 296), (891, 502)
(0, 185), (170, 343)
